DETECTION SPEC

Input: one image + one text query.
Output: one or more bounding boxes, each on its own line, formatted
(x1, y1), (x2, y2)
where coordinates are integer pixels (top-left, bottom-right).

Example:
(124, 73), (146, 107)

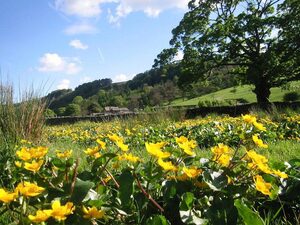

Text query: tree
(65, 104), (81, 116)
(87, 103), (102, 114)
(44, 109), (56, 117)
(72, 96), (84, 105)
(154, 0), (300, 104)
(56, 107), (66, 116)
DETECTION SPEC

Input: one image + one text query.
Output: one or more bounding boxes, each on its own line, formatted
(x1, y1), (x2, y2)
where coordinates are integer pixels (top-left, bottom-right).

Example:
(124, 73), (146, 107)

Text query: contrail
(97, 48), (105, 63)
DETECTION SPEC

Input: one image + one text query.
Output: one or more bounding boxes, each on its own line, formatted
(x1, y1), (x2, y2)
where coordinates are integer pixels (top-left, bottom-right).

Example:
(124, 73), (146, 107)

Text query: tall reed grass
(0, 81), (46, 187)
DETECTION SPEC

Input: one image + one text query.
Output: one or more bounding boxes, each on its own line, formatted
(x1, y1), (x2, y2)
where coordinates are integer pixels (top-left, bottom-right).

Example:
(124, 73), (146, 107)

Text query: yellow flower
(16, 147), (32, 161)
(252, 134), (268, 148)
(24, 160), (44, 173)
(84, 147), (100, 157)
(211, 143), (232, 167)
(28, 210), (50, 223)
(254, 175), (272, 196)
(125, 129), (132, 135)
(16, 146), (48, 161)
(118, 153), (140, 163)
(32, 146), (48, 159)
(176, 136), (197, 156)
(216, 154), (231, 167)
(272, 170), (288, 179)
(96, 139), (106, 150)
(242, 114), (257, 124)
(182, 167), (202, 178)
(145, 142), (170, 159)
(83, 206), (105, 219)
(16, 181), (45, 197)
(211, 143), (231, 155)
(158, 158), (177, 171)
(107, 134), (123, 143)
(253, 121), (267, 131)
(45, 200), (75, 222)
(246, 150), (272, 174)
(116, 141), (129, 152)
(15, 161), (22, 168)
(56, 150), (72, 159)
(0, 188), (17, 203)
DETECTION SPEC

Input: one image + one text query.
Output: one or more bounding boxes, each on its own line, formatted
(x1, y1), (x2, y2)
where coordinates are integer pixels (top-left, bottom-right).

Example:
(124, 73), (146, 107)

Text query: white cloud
(57, 79), (70, 89)
(55, 0), (103, 18)
(69, 39), (89, 50)
(108, 0), (189, 24)
(38, 53), (81, 75)
(113, 73), (132, 82)
(64, 22), (98, 35)
(54, 0), (188, 26)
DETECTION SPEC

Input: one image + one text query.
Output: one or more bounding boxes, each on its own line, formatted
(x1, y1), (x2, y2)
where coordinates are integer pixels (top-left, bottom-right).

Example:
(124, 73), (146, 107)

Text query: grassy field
(1, 104), (300, 224)
(171, 81), (300, 106)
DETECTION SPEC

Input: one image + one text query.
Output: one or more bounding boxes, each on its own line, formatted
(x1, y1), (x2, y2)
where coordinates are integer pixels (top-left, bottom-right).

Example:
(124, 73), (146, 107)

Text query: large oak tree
(154, 0), (300, 104)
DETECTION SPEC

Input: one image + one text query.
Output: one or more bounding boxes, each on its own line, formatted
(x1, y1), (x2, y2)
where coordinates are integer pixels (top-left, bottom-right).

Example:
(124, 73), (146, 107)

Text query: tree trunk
(253, 81), (271, 105)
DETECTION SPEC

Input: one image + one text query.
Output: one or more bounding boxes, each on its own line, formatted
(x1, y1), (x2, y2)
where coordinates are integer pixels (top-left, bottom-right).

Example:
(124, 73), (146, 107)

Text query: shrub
(283, 91), (299, 102)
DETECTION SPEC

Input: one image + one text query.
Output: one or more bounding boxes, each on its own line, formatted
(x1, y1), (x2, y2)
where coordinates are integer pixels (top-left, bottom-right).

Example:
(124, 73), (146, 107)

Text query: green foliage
(56, 107), (66, 116)
(44, 108), (56, 117)
(65, 103), (81, 116)
(72, 96), (84, 105)
(1, 113), (299, 224)
(234, 199), (264, 225)
(155, 0), (300, 104)
(283, 92), (299, 102)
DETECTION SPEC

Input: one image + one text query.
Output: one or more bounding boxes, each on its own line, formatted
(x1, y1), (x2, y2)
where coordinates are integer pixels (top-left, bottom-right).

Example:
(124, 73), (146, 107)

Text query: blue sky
(0, 0), (187, 94)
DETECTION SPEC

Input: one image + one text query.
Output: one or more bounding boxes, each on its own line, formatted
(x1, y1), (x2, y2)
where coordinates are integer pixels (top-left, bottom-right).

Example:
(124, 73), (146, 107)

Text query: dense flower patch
(0, 114), (299, 224)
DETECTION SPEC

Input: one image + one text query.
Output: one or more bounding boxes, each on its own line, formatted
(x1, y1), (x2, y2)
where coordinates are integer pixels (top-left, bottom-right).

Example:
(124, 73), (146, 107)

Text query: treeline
(44, 66), (238, 117)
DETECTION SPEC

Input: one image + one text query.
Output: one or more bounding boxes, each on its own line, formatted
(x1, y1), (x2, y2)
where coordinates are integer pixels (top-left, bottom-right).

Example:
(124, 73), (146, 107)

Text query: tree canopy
(154, 0), (300, 103)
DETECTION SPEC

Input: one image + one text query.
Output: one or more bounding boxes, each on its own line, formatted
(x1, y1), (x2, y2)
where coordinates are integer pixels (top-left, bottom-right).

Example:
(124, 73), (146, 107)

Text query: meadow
(0, 108), (299, 225)
(171, 81), (300, 106)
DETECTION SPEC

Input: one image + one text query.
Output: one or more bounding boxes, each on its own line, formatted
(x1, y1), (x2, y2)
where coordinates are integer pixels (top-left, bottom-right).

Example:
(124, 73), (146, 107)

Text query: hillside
(171, 81), (300, 106)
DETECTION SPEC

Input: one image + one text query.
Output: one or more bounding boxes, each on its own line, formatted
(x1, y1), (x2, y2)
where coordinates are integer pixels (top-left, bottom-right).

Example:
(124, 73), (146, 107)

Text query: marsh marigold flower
(158, 158), (177, 171)
(84, 147), (101, 158)
(96, 139), (106, 150)
(176, 136), (197, 156)
(182, 167), (202, 178)
(118, 153), (140, 163)
(0, 188), (17, 203)
(272, 169), (288, 179)
(28, 210), (50, 223)
(211, 143), (232, 167)
(16, 181), (45, 197)
(253, 121), (267, 131)
(116, 141), (129, 152)
(145, 142), (170, 159)
(56, 150), (72, 159)
(242, 114), (257, 124)
(252, 134), (268, 148)
(254, 175), (272, 196)
(107, 134), (123, 143)
(83, 206), (105, 219)
(44, 200), (75, 222)
(24, 160), (44, 173)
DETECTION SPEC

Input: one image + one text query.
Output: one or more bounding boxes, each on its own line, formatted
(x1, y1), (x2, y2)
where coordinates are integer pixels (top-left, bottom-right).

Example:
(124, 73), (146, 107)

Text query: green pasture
(171, 81), (300, 106)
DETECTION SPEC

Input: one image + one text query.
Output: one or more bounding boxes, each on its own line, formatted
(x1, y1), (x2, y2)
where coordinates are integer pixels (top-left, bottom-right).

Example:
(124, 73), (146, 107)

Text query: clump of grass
(0, 81), (46, 145)
(0, 81), (47, 186)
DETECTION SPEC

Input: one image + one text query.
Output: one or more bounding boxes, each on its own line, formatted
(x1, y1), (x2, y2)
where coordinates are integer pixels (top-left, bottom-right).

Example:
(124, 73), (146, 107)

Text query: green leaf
(118, 169), (134, 208)
(234, 199), (264, 225)
(70, 178), (94, 204)
(51, 158), (66, 170)
(180, 192), (194, 211)
(146, 215), (170, 225)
